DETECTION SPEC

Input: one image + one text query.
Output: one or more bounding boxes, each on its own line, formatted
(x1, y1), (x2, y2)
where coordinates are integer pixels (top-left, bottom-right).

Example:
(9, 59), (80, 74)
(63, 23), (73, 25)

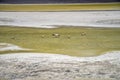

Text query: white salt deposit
(0, 51), (120, 63)
(0, 11), (120, 28)
(0, 43), (28, 51)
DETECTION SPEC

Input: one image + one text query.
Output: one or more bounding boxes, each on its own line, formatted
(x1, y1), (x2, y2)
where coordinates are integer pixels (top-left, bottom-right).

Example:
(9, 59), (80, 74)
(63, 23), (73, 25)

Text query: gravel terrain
(0, 51), (120, 80)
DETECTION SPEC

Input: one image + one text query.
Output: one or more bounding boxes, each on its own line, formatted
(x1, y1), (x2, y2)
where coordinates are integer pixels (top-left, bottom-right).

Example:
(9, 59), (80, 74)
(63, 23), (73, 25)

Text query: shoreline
(1, 24), (120, 28)
(0, 51), (120, 61)
(0, 42), (120, 59)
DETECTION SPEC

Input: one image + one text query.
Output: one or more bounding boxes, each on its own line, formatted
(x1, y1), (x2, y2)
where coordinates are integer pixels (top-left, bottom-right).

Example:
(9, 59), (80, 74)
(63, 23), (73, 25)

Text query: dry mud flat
(0, 11), (120, 28)
(0, 51), (120, 80)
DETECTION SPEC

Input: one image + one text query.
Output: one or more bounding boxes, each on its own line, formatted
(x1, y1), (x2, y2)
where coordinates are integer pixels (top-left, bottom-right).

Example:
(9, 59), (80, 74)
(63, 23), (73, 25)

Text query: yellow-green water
(0, 26), (120, 57)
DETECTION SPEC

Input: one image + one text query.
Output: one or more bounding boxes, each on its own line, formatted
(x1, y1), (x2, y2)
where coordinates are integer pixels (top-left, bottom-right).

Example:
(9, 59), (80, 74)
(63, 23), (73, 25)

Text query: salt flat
(0, 51), (120, 80)
(0, 11), (120, 28)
